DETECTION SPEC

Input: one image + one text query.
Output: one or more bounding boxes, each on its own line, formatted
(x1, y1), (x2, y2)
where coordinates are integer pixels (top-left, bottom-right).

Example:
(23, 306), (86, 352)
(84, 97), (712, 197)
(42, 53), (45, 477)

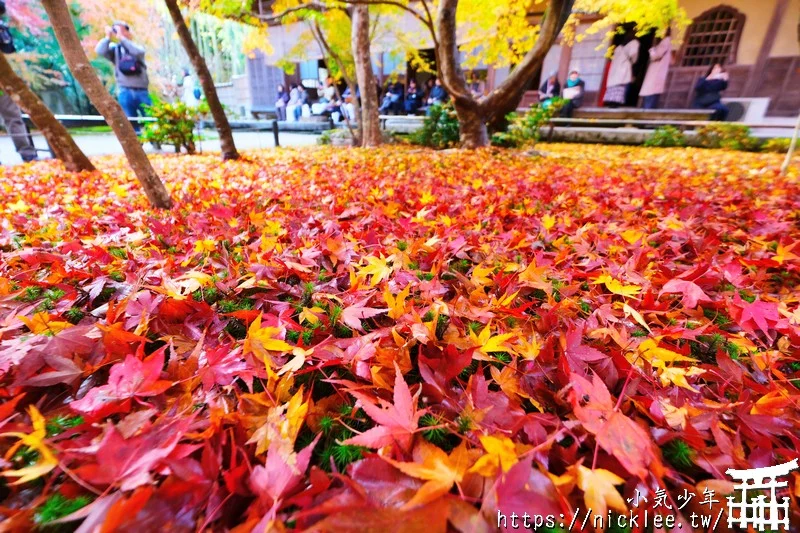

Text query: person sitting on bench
(693, 64), (729, 121)
(560, 70), (585, 118)
(538, 72), (561, 109)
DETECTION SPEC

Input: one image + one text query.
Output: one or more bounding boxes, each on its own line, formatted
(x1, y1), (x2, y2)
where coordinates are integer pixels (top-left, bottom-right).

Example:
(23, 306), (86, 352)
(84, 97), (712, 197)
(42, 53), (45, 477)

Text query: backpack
(115, 44), (142, 76)
(0, 22), (15, 54)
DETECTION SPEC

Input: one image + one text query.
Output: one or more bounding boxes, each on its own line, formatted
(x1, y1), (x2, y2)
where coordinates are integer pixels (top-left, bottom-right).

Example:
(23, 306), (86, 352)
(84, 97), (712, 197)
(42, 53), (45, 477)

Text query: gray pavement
(0, 129), (320, 166)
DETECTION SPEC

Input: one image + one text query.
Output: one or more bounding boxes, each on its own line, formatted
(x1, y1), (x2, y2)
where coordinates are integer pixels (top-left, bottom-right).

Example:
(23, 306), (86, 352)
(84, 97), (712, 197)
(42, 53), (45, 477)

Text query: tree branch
(256, 2), (328, 23)
(482, 0), (575, 116)
(340, 0), (431, 32)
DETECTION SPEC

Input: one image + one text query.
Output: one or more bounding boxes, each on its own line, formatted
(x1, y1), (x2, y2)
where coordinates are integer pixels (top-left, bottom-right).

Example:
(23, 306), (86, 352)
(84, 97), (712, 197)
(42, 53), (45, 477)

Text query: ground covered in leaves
(0, 144), (799, 531)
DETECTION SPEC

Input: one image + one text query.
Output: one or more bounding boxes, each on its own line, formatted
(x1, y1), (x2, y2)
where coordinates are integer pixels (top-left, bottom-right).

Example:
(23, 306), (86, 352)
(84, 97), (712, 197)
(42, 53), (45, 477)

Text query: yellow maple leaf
(541, 214), (556, 231)
(1, 406), (58, 485)
(593, 274), (641, 297)
(7, 199), (29, 213)
(657, 366), (705, 392)
(512, 335), (541, 361)
(619, 229), (645, 244)
(470, 322), (515, 357)
(383, 284), (411, 320)
(299, 306), (324, 325)
(576, 465), (627, 518)
(468, 435), (518, 477)
(385, 440), (471, 509)
(19, 313), (72, 335)
(358, 255), (393, 286)
(194, 238), (216, 254)
(244, 315), (294, 376)
(470, 264), (494, 287)
(638, 338), (695, 365)
(773, 242), (799, 265)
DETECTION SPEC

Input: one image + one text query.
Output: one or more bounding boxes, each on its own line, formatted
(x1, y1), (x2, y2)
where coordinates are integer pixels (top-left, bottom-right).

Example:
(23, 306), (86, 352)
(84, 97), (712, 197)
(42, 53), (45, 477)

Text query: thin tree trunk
(351, 5), (381, 147)
(781, 113), (800, 176)
(0, 53), (94, 172)
(164, 0), (239, 160)
(41, 0), (172, 209)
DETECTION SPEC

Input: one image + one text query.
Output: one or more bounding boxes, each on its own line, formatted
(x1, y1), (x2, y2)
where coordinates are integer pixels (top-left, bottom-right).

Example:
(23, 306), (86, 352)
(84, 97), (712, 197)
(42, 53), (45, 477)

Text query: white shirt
(607, 40), (640, 87)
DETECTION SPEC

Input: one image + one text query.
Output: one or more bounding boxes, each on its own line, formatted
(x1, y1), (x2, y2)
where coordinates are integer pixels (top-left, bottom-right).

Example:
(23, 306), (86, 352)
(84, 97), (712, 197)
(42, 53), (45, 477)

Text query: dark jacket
(95, 38), (149, 90)
(429, 85), (448, 103)
(539, 79), (561, 99)
(693, 77), (727, 108)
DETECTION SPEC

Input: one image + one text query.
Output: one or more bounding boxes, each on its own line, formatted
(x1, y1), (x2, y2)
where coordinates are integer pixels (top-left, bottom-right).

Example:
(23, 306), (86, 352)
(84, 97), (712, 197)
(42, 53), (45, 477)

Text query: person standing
(95, 21), (151, 134)
(640, 29), (672, 109)
(0, 0), (37, 164)
(603, 30), (639, 108)
(180, 67), (199, 107)
(274, 84), (289, 121)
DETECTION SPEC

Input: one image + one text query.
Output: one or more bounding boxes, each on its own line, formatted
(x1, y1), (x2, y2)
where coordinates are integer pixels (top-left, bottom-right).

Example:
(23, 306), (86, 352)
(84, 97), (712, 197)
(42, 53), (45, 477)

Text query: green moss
(662, 439), (695, 471)
(631, 328), (648, 338)
(420, 413), (448, 445)
(46, 415), (84, 437)
(330, 443), (365, 470)
(109, 271), (125, 282)
(18, 286), (43, 302)
(108, 247), (127, 259)
(455, 415), (472, 434)
(286, 329), (300, 344)
(35, 494), (92, 525)
(64, 308), (85, 324)
(738, 290), (756, 303)
(396, 240), (408, 252)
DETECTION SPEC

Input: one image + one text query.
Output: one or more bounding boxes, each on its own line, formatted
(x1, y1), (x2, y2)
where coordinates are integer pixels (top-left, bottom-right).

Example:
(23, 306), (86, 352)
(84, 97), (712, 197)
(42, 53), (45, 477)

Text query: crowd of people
(273, 75), (456, 123)
(602, 26), (729, 119)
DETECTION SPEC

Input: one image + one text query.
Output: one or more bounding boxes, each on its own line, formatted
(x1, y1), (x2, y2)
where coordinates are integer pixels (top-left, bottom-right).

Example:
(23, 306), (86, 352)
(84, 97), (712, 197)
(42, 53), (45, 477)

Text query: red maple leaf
(71, 345), (172, 418)
(343, 363), (425, 452)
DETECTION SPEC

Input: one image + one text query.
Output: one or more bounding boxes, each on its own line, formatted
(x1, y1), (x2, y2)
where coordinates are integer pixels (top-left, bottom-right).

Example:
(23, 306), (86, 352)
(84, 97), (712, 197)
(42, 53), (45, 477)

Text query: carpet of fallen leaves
(0, 144), (799, 532)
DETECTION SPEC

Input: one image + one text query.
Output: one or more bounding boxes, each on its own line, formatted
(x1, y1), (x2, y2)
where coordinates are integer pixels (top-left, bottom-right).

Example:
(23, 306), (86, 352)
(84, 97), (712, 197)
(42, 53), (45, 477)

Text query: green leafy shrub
(318, 130), (333, 145)
(140, 100), (209, 154)
(644, 125), (687, 147)
(491, 98), (564, 148)
(409, 103), (460, 149)
(696, 123), (762, 151)
(761, 137), (791, 153)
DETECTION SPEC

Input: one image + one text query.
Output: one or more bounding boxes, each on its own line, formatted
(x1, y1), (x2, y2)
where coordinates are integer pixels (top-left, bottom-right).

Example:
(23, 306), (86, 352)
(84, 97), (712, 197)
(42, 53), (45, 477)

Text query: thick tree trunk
(351, 5), (381, 147)
(41, 0), (172, 209)
(455, 102), (489, 149)
(0, 53), (94, 172)
(164, 0), (239, 160)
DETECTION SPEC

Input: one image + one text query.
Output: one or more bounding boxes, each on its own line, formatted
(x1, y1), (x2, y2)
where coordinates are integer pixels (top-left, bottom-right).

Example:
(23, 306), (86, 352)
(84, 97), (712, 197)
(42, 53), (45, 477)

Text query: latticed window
(679, 6), (745, 67)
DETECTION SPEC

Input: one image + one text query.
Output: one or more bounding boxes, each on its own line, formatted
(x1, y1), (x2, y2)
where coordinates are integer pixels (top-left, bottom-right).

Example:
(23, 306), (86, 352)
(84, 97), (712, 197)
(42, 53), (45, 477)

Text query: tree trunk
(351, 5), (381, 147)
(456, 102), (489, 148)
(41, 0), (172, 209)
(781, 112), (800, 176)
(164, 0), (239, 160)
(433, 0), (574, 148)
(0, 53), (94, 172)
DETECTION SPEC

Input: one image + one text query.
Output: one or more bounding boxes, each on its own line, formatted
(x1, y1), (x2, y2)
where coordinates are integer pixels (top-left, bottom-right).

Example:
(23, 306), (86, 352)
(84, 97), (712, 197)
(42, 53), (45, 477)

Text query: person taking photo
(0, 0), (38, 164)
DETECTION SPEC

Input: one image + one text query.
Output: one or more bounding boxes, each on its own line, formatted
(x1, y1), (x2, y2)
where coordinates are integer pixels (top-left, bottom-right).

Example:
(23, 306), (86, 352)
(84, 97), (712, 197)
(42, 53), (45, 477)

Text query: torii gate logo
(726, 459), (798, 531)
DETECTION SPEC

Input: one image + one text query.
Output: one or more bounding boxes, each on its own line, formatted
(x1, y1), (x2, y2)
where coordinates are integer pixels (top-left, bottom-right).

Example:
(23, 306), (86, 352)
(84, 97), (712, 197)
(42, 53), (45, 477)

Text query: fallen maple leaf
(1, 406), (58, 484)
(343, 363), (425, 451)
(385, 440), (471, 509)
